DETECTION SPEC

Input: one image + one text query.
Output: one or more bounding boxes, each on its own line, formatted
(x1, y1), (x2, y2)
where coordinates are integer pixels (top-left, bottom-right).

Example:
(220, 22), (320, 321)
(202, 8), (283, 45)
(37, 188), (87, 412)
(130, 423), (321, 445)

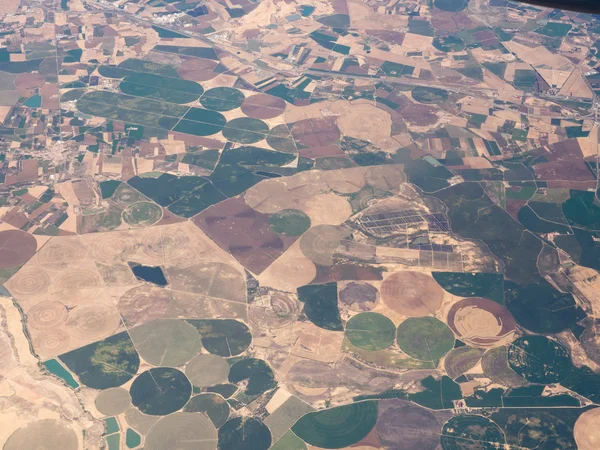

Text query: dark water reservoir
(128, 262), (168, 286)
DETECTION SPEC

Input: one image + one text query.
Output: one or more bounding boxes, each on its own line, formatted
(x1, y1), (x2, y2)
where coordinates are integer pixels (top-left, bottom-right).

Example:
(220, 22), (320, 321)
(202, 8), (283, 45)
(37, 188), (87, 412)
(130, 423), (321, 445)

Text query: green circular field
(411, 86), (449, 104)
(200, 87), (245, 111)
(222, 117), (269, 144)
(228, 358), (276, 396)
(507, 335), (572, 384)
(434, 0), (469, 12)
(345, 312), (396, 351)
(396, 317), (454, 362)
(441, 415), (505, 450)
(291, 401), (378, 449)
(130, 368), (192, 415)
(269, 209), (311, 236)
(184, 393), (230, 428)
(122, 201), (163, 227)
(433, 36), (465, 52)
(219, 417), (272, 450)
(266, 124), (297, 153)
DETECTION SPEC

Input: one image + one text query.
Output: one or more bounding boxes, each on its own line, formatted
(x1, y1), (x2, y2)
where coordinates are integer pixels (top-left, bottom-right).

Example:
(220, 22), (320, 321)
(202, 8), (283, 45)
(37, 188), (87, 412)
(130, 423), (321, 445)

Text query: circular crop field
(200, 87), (245, 111)
(129, 319), (201, 367)
(241, 93), (286, 119)
(444, 346), (485, 379)
(0, 229), (37, 269)
(185, 354), (230, 388)
(266, 124), (297, 153)
(269, 209), (311, 236)
(222, 117), (269, 144)
(441, 415), (504, 450)
(178, 57), (219, 82)
(33, 328), (71, 358)
(292, 401), (378, 449)
(433, 36), (465, 52)
(228, 358), (275, 396)
(299, 225), (347, 266)
(130, 368), (192, 415)
(6, 266), (51, 297)
(575, 408), (600, 450)
(124, 407), (159, 434)
(123, 202), (163, 227)
(365, 165), (406, 192)
(507, 335), (572, 384)
(184, 393), (230, 428)
(118, 285), (174, 324)
(411, 86), (449, 104)
(291, 118), (340, 147)
(219, 417), (271, 450)
(192, 319), (252, 357)
(346, 312), (396, 351)
(434, 0), (469, 12)
(396, 317), (454, 361)
(37, 236), (88, 270)
(381, 271), (444, 316)
(27, 301), (68, 329)
(85, 231), (139, 265)
(376, 401), (440, 450)
(339, 282), (379, 312)
(4, 420), (78, 450)
(447, 297), (516, 348)
(65, 303), (121, 341)
(481, 346), (528, 388)
(286, 359), (339, 397)
(95, 387), (132, 416)
(145, 412), (217, 450)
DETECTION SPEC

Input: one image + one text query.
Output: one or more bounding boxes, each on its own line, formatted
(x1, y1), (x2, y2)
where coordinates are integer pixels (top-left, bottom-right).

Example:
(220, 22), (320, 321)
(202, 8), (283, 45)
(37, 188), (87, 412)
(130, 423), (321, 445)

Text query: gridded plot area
(358, 209), (451, 237)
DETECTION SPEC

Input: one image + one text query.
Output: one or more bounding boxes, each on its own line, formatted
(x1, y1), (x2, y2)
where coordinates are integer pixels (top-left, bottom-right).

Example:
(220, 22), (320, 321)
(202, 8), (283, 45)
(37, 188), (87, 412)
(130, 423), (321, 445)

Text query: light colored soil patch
(32, 328), (71, 358)
(300, 193), (352, 226)
(145, 412), (217, 450)
(5, 266), (51, 298)
(118, 285), (175, 326)
(27, 301), (68, 329)
(37, 236), (88, 270)
(574, 408), (600, 450)
(4, 419), (78, 450)
(322, 167), (367, 194)
(124, 407), (159, 434)
(185, 354), (230, 387)
(334, 102), (392, 144)
(84, 231), (139, 264)
(258, 241), (317, 292)
(97, 263), (136, 285)
(95, 387), (132, 416)
(365, 165), (406, 192)
(380, 271), (444, 316)
(299, 225), (348, 266)
(65, 302), (121, 341)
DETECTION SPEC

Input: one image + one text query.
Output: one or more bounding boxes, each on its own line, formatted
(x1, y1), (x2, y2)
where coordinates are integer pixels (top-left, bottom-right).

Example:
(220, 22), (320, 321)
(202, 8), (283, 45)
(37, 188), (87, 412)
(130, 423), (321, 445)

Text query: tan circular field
(37, 237), (88, 270)
(380, 271), (444, 316)
(6, 266), (51, 297)
(65, 303), (121, 341)
(54, 268), (102, 293)
(185, 354), (230, 387)
(27, 301), (68, 329)
(86, 231), (139, 264)
(575, 408), (600, 450)
(447, 297), (516, 348)
(336, 103), (392, 142)
(125, 407), (159, 434)
(118, 286), (174, 324)
(322, 167), (366, 194)
(100, 264), (136, 285)
(261, 254), (317, 292)
(286, 360), (339, 397)
(145, 412), (217, 450)
(140, 226), (193, 262)
(4, 419), (78, 450)
(33, 328), (71, 357)
(365, 165), (406, 192)
(299, 225), (348, 266)
(95, 387), (132, 416)
(301, 193), (352, 225)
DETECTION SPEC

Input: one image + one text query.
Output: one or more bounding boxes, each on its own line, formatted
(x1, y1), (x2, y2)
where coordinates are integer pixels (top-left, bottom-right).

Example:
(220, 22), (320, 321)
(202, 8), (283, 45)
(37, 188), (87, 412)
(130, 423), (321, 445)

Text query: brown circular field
(185, 354), (230, 387)
(6, 266), (51, 297)
(54, 268), (102, 294)
(400, 104), (438, 127)
(365, 165), (406, 191)
(27, 301), (68, 329)
(575, 408), (600, 450)
(339, 283), (379, 312)
(100, 264), (136, 285)
(33, 328), (71, 357)
(299, 225), (347, 266)
(118, 285), (174, 325)
(65, 303), (121, 341)
(86, 231), (139, 265)
(177, 57), (219, 82)
(447, 297), (516, 348)
(145, 412), (217, 450)
(4, 419), (78, 450)
(286, 360), (339, 397)
(141, 226), (193, 262)
(95, 387), (132, 416)
(0, 230), (37, 269)
(336, 103), (392, 143)
(323, 167), (366, 194)
(376, 401), (440, 450)
(37, 237), (88, 270)
(291, 118), (340, 147)
(241, 94), (286, 119)
(380, 271), (444, 316)
(245, 174), (327, 214)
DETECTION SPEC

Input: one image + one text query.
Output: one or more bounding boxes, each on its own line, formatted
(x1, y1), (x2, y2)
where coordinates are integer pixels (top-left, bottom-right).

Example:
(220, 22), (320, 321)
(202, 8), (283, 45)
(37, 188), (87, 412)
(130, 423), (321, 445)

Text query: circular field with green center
(396, 317), (454, 362)
(184, 393), (230, 428)
(123, 201), (163, 227)
(266, 124), (297, 153)
(292, 400), (378, 449)
(130, 367), (191, 415)
(433, 36), (465, 52)
(345, 312), (396, 351)
(200, 87), (245, 111)
(507, 335), (572, 384)
(269, 209), (311, 236)
(411, 86), (449, 104)
(222, 117), (269, 144)
(219, 417), (272, 450)
(441, 415), (505, 450)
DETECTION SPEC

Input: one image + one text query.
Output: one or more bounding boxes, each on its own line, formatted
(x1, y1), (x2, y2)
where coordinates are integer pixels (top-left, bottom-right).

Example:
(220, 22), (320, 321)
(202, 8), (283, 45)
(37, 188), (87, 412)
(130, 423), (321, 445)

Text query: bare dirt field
(380, 271), (444, 316)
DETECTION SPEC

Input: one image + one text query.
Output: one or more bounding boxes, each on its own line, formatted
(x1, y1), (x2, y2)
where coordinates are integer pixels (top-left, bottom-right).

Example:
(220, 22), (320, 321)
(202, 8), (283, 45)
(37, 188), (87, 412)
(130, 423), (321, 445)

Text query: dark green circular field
(411, 86), (449, 104)
(188, 319), (252, 357)
(200, 87), (245, 111)
(345, 312), (396, 351)
(266, 124), (297, 153)
(122, 201), (163, 227)
(507, 335), (572, 384)
(219, 417), (272, 450)
(228, 358), (276, 396)
(396, 317), (454, 362)
(269, 209), (311, 236)
(433, 36), (465, 52)
(291, 401), (378, 449)
(130, 368), (192, 415)
(222, 117), (269, 144)
(434, 0), (469, 12)
(441, 415), (505, 450)
(184, 393), (230, 428)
